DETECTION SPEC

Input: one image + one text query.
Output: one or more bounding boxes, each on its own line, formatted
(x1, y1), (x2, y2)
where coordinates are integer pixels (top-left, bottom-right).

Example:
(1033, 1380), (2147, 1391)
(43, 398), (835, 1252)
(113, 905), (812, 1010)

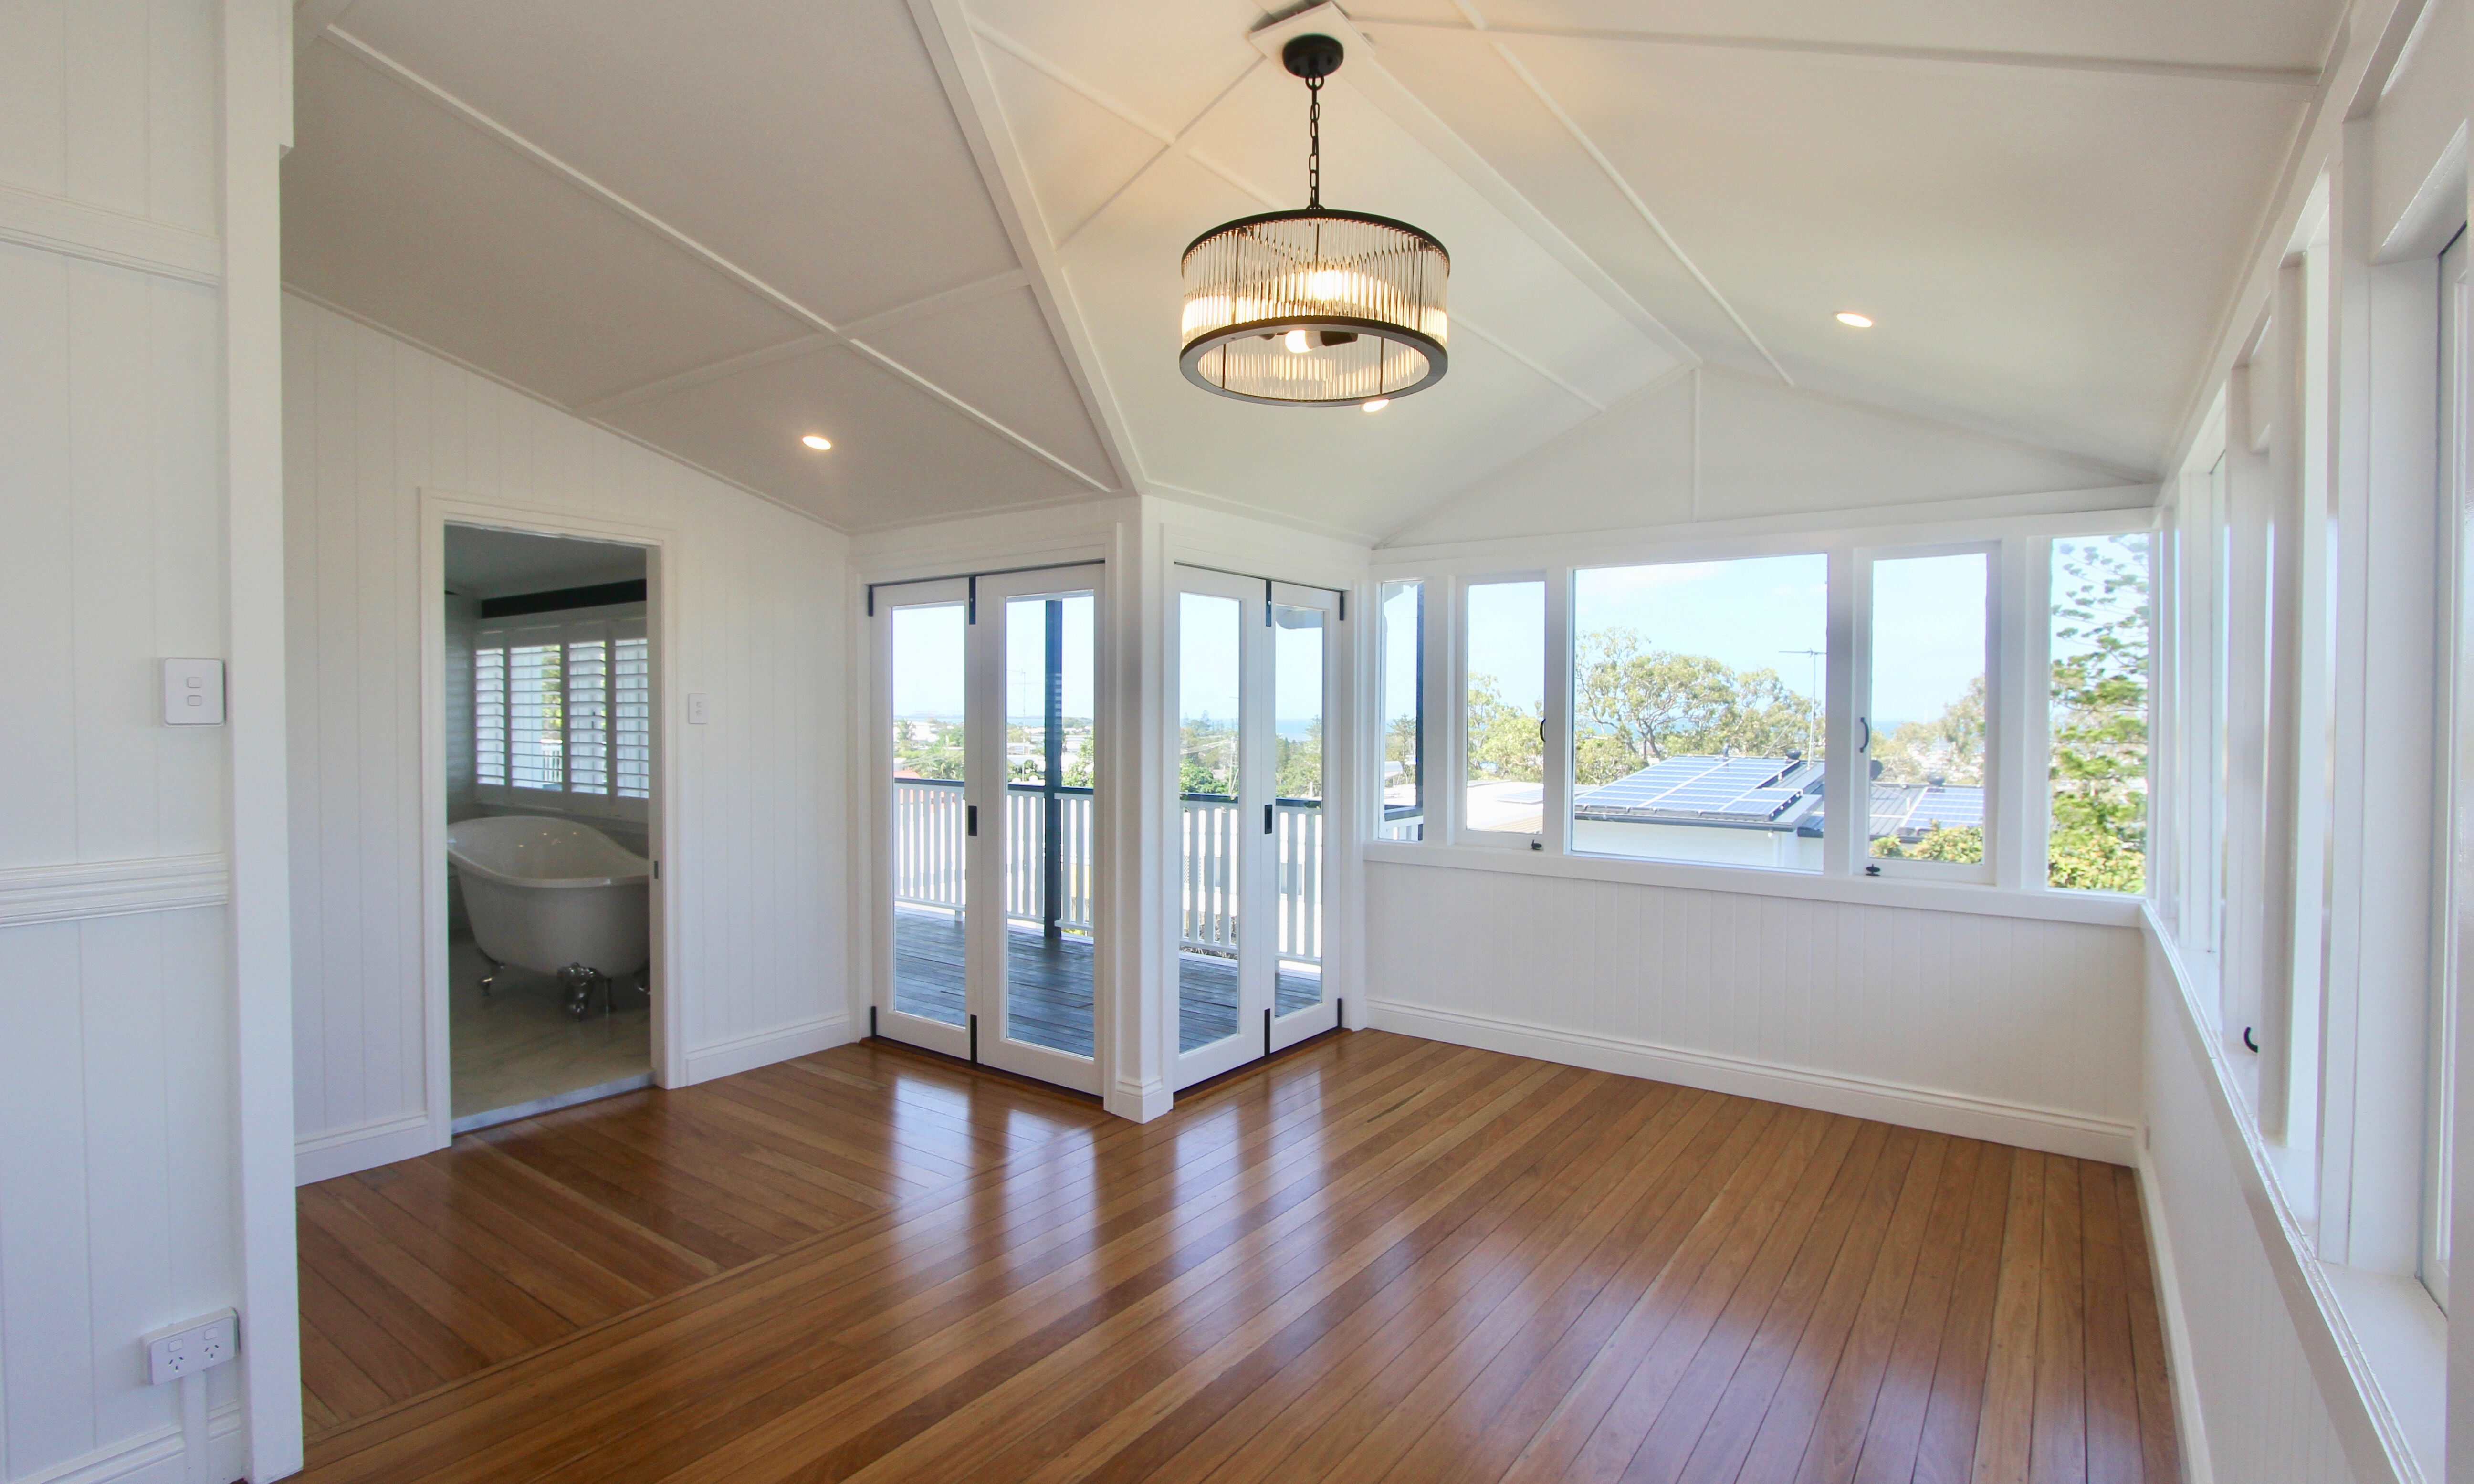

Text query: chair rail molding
(0, 178), (223, 285)
(0, 855), (231, 928)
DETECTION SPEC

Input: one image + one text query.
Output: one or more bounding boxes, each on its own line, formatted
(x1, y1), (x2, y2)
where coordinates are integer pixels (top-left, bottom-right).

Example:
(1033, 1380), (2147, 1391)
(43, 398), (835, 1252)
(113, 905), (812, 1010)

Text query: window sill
(1362, 840), (2143, 926)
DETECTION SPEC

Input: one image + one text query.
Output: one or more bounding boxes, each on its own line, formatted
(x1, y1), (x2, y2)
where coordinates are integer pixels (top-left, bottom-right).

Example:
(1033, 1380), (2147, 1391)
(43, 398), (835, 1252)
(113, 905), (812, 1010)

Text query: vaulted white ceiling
(283, 0), (2339, 541)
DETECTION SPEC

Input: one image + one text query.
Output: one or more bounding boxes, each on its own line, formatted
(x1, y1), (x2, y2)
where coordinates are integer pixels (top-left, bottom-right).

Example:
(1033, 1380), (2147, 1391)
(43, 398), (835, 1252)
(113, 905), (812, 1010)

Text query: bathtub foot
(477, 952), (502, 998)
(560, 964), (598, 1019)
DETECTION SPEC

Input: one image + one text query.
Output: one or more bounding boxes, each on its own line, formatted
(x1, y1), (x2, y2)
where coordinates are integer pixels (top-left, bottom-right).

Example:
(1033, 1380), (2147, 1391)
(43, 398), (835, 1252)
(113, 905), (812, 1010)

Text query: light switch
(687, 693), (709, 725)
(161, 659), (225, 726)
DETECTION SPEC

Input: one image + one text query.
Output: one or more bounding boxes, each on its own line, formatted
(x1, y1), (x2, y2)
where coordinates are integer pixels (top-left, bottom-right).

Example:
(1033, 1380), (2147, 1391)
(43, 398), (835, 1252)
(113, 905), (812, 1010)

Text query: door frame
(1164, 559), (1355, 1093)
(868, 561), (1111, 1096)
(417, 488), (684, 1161)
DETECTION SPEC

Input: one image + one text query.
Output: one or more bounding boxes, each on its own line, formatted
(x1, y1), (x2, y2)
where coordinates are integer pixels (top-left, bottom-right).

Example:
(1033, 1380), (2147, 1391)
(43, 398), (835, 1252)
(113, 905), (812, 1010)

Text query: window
(1568, 554), (1827, 870)
(1463, 580), (1545, 836)
(1863, 551), (1992, 877)
(1378, 580), (1423, 840)
(476, 617), (649, 803)
(2049, 533), (2152, 892)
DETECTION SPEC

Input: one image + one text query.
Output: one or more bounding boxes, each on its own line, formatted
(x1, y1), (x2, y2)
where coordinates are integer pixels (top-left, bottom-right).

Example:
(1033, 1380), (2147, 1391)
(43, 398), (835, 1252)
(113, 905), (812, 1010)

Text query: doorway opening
(877, 565), (1102, 1094)
(443, 524), (657, 1130)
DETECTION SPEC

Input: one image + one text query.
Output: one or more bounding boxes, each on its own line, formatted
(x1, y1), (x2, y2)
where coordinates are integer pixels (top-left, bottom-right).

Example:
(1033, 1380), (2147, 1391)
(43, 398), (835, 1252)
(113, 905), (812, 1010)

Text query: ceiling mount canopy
(1179, 33), (1450, 407)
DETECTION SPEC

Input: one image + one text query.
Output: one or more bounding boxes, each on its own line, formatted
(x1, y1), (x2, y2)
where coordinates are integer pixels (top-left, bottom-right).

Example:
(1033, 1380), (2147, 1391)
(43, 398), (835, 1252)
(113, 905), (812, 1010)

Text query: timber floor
(293, 1030), (2178, 1483)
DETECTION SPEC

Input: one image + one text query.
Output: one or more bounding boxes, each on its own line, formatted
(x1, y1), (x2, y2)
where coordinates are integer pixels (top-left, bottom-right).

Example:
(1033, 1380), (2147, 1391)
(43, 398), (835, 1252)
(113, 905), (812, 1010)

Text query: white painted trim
(0, 178), (221, 284)
(11, 1400), (244, 1484)
(1374, 482), (2160, 568)
(1370, 996), (2139, 1164)
(0, 855), (228, 927)
(2131, 1143), (2222, 1484)
(681, 1014), (851, 1085)
(292, 1110), (436, 1187)
(1110, 1075), (1172, 1120)
(1365, 845), (2145, 926)
(417, 490), (686, 1171)
(2146, 907), (2428, 1484)
(223, 1), (305, 1474)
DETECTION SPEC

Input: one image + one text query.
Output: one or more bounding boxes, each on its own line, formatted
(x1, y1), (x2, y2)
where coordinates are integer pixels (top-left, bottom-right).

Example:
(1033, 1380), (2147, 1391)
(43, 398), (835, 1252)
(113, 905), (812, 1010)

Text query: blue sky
(897, 552), (2031, 739)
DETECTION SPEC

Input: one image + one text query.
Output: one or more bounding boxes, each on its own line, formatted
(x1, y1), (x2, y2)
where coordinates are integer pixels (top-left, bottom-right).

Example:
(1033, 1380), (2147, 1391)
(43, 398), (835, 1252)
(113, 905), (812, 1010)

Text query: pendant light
(1179, 34), (1449, 407)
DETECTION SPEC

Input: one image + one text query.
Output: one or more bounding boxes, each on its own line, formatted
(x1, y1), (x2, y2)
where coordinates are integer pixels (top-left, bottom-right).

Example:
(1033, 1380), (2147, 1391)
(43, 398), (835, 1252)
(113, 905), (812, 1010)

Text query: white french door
(1172, 566), (1339, 1090)
(876, 564), (1101, 1094)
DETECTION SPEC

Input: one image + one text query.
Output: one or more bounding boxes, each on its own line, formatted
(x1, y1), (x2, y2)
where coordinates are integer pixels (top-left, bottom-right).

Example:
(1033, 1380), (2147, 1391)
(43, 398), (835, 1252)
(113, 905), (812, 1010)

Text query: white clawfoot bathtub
(448, 816), (650, 1014)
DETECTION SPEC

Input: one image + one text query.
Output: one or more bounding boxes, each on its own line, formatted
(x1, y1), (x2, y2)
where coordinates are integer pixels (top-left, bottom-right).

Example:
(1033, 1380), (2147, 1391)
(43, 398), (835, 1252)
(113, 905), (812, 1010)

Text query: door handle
(967, 805), (978, 836)
(1857, 716), (1871, 752)
(1263, 803), (1273, 834)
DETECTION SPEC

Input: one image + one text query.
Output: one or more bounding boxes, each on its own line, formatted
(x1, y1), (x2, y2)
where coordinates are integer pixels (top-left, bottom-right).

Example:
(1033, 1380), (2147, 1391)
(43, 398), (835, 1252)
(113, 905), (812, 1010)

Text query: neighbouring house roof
(1572, 755), (1985, 842)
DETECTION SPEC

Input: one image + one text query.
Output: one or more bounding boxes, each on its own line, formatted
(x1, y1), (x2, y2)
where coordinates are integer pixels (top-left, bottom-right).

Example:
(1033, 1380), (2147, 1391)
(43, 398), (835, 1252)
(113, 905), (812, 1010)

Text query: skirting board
(17, 1399), (243, 1484)
(1370, 998), (2139, 1165)
(294, 1109), (439, 1186)
(2134, 1146), (2221, 1484)
(681, 1013), (851, 1085)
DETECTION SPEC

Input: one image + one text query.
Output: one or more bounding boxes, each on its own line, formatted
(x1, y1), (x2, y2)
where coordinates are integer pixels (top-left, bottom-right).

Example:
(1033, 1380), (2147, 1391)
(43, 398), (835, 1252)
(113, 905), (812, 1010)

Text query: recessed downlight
(800, 434), (833, 450)
(1363, 397), (1390, 413)
(1835, 311), (1874, 328)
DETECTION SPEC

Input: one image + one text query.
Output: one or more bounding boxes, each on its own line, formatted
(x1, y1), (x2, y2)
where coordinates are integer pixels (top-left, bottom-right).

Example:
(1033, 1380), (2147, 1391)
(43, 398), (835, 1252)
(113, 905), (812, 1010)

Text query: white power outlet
(144, 1309), (238, 1386)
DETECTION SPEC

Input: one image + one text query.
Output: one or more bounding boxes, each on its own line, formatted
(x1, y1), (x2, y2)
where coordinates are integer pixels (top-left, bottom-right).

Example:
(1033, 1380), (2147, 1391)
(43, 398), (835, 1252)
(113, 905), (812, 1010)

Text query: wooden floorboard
(295, 1031), (2177, 1483)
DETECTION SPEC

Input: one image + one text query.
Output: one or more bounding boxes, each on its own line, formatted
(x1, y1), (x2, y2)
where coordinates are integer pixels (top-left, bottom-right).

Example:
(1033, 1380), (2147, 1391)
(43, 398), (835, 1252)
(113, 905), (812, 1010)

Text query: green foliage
(1385, 713), (1419, 791)
(1565, 627), (1820, 786)
(892, 718), (965, 780)
(2049, 536), (2150, 892)
(1181, 720), (1237, 796)
(1873, 676), (1987, 786)
(1276, 720), (1323, 801)
(1464, 674), (1546, 783)
(1871, 823), (1985, 863)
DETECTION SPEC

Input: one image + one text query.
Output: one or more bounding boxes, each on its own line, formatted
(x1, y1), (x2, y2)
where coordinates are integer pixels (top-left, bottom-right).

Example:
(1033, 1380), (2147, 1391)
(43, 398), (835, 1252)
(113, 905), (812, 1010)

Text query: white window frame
(1450, 569), (1562, 851)
(1847, 539), (2004, 887)
(1562, 549), (1834, 875)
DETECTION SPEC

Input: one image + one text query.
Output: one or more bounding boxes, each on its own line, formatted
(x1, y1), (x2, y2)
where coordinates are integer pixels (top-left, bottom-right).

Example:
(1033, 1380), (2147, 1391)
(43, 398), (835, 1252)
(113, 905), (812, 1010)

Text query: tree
(1275, 720), (1323, 800)
(892, 718), (965, 779)
(1463, 675), (1544, 783)
(1180, 719), (1237, 796)
(1871, 823), (1984, 863)
(1873, 675), (1986, 786)
(1565, 627), (1820, 786)
(2049, 536), (2149, 891)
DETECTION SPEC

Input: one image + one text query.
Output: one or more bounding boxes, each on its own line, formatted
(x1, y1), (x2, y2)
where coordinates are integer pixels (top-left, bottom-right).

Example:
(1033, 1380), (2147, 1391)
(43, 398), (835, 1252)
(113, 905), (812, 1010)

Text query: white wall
(0, 1), (289, 1479)
(1366, 863), (2142, 1160)
(284, 293), (851, 1180)
(2141, 932), (2366, 1484)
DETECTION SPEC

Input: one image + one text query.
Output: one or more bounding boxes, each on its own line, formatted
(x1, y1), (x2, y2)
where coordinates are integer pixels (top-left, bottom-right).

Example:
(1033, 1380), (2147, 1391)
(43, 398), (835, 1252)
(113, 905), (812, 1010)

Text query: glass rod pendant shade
(1179, 35), (1450, 407)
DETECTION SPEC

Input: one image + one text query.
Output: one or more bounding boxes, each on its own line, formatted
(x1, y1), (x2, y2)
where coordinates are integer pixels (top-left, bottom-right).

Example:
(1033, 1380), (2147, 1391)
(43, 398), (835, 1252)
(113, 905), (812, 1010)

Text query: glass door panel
(883, 584), (972, 1057)
(875, 567), (1101, 1092)
(1173, 570), (1342, 1091)
(1178, 590), (1245, 1055)
(1272, 598), (1326, 1021)
(996, 589), (1097, 1064)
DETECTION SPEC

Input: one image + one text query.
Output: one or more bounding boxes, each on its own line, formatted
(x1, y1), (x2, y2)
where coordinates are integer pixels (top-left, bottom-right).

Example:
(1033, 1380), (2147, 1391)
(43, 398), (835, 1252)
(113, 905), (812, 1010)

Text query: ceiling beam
(317, 26), (1118, 493)
(1351, 14), (2324, 87)
(569, 270), (1032, 419)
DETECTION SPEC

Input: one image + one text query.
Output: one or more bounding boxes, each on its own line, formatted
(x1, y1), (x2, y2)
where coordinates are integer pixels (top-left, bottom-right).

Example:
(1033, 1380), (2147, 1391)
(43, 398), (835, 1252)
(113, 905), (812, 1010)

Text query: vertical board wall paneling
(283, 293), (851, 1168)
(0, 3), (251, 1475)
(2144, 947), (2362, 1484)
(1365, 862), (2141, 1155)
